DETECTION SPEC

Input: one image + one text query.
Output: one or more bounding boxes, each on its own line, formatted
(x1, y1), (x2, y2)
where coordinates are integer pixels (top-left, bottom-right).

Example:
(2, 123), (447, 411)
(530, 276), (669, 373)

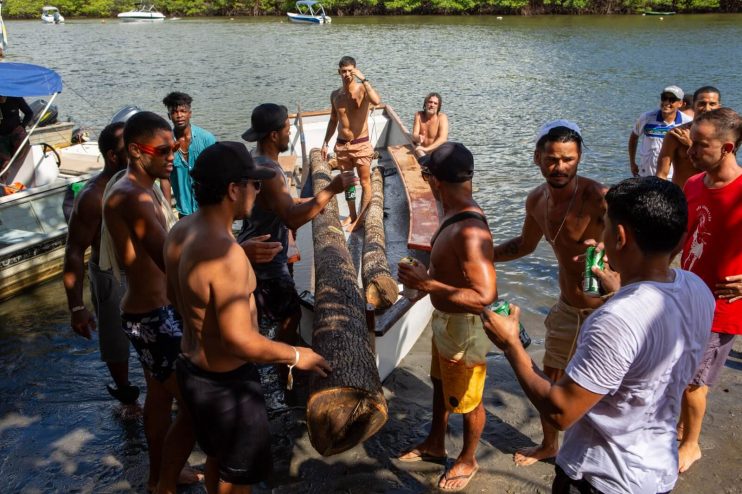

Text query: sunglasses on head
(134, 141), (181, 158)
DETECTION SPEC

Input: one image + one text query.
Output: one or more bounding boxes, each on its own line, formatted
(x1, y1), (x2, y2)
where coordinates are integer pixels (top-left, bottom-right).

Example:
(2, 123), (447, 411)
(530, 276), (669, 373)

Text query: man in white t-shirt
(629, 86), (692, 178)
(482, 176), (714, 494)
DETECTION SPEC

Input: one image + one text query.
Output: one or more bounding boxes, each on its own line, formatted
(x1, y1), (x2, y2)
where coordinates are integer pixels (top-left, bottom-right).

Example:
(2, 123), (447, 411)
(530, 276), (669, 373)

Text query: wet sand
(1, 284), (740, 493)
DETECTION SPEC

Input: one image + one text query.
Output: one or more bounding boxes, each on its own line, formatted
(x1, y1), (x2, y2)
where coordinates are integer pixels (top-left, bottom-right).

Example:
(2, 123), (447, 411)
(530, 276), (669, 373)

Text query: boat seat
(387, 144), (439, 251)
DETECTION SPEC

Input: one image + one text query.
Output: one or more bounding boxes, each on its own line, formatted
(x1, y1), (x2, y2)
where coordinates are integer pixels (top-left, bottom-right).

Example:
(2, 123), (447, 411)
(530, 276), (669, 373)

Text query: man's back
(166, 215), (258, 373)
(559, 270), (714, 493)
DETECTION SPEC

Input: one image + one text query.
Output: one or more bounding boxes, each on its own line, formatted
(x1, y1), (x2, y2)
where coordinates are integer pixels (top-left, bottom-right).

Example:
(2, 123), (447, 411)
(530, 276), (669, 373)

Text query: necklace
(544, 180), (579, 245)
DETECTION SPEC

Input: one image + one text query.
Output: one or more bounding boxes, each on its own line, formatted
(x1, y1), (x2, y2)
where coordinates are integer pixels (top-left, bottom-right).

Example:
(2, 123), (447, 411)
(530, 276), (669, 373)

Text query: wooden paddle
(296, 104), (309, 187)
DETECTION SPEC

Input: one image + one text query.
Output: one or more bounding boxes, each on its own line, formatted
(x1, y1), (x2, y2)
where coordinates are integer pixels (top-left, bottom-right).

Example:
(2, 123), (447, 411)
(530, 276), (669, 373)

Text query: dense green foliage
(1, 0), (737, 18)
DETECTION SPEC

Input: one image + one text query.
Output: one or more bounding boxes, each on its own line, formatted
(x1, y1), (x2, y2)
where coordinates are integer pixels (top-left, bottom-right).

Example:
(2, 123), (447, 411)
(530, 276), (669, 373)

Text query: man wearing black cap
(165, 141), (332, 492)
(239, 103), (356, 352)
(397, 142), (497, 492)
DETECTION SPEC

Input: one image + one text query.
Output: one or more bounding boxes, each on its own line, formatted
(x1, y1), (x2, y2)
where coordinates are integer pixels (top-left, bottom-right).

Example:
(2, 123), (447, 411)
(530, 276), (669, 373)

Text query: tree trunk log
(363, 167), (398, 309)
(307, 149), (388, 456)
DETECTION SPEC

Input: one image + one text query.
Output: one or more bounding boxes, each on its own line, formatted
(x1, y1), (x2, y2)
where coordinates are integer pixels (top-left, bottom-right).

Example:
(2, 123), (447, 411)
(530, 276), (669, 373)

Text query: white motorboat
(41, 6), (65, 24)
(0, 64), (100, 301)
(282, 105), (437, 381)
(117, 3), (166, 22)
(287, 1), (331, 24)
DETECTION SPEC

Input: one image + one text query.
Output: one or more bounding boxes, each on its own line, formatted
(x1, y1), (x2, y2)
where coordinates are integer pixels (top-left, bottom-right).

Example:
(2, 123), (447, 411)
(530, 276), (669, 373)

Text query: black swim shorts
(121, 305), (182, 382)
(254, 272), (301, 327)
(176, 356), (272, 485)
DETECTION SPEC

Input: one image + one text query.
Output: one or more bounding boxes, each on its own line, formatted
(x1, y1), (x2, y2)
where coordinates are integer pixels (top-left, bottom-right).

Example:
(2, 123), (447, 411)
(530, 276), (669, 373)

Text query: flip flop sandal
(438, 465), (479, 492)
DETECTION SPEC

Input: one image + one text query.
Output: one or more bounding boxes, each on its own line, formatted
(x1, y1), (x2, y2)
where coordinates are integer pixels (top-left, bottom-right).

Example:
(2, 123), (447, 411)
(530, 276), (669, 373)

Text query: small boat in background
(118, 3), (166, 22)
(645, 10), (676, 15)
(287, 1), (331, 24)
(41, 6), (65, 24)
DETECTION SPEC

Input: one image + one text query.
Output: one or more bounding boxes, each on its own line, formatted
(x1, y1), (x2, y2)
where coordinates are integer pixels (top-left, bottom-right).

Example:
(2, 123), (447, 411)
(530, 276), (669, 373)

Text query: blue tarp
(0, 63), (62, 97)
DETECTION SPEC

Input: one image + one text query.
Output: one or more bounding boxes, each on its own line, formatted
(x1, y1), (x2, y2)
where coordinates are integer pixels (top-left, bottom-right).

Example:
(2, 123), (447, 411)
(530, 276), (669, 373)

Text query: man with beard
(321, 56), (381, 228)
(102, 112), (197, 493)
(492, 120), (608, 466)
(656, 86), (721, 189)
(63, 122), (139, 404)
(238, 103), (356, 351)
(412, 92), (449, 156)
(160, 91), (216, 217)
(629, 85), (692, 178)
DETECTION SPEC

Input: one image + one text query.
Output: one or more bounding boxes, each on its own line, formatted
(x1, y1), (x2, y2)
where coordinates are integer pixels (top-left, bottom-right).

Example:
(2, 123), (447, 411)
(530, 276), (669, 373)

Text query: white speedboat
(0, 64), (101, 301)
(41, 6), (64, 24)
(117, 3), (165, 22)
(287, 1), (331, 24)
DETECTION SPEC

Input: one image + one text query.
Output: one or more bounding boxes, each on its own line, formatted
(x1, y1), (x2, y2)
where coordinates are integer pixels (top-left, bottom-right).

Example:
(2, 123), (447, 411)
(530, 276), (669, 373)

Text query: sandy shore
(248, 310), (742, 493)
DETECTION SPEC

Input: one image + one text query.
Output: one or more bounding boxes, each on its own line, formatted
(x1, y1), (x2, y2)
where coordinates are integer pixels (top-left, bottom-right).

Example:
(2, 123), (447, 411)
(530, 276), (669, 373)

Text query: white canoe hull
(287, 12), (331, 24)
(118, 12), (165, 21)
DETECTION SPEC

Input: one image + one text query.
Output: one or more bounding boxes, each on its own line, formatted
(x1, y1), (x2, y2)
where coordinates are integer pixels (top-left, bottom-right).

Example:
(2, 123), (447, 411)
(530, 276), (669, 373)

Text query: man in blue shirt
(160, 92), (216, 217)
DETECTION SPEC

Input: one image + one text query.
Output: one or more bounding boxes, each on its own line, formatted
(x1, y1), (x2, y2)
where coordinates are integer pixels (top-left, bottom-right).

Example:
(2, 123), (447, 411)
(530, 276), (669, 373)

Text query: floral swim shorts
(121, 305), (183, 382)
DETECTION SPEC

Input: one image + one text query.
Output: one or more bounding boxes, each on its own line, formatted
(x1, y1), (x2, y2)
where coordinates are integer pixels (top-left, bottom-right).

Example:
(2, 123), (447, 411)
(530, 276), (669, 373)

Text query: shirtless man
(102, 111), (195, 493)
(321, 56), (381, 227)
(412, 92), (449, 156)
(397, 142), (497, 492)
(63, 122), (138, 404)
(656, 86), (721, 189)
(165, 142), (331, 494)
(493, 121), (607, 466)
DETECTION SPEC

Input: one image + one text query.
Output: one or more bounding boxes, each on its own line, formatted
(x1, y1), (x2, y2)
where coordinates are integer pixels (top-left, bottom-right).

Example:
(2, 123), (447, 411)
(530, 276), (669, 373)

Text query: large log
(307, 148), (388, 456)
(362, 167), (398, 309)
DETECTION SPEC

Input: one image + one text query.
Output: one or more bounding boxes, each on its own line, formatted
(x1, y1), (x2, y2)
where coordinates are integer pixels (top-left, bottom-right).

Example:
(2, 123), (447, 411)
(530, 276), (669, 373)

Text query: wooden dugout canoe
(282, 104), (439, 383)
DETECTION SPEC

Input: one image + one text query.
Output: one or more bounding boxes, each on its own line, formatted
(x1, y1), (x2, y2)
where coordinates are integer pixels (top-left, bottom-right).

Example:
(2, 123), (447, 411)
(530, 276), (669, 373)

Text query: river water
(1, 15), (741, 493)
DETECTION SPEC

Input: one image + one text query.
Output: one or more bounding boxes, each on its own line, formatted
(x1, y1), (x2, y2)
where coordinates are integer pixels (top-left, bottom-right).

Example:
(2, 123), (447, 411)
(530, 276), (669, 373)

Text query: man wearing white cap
(493, 121), (610, 466)
(628, 86), (692, 178)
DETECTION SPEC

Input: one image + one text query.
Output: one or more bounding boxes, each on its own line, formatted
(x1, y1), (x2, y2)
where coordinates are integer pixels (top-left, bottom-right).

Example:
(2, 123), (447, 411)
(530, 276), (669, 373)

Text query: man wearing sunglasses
(160, 91), (216, 218)
(239, 103), (356, 381)
(165, 142), (331, 492)
(629, 85), (692, 178)
(102, 111), (197, 493)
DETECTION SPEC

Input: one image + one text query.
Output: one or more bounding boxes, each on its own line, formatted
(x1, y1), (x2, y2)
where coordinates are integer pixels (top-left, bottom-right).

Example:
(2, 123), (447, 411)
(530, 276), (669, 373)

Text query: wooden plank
(387, 144), (439, 251)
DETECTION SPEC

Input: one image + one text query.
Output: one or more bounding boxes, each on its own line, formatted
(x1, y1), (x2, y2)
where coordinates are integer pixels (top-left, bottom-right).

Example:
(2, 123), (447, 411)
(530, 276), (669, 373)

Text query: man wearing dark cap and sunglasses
(102, 111), (198, 492)
(397, 142), (497, 492)
(629, 85), (692, 178)
(492, 121), (610, 468)
(239, 104), (356, 368)
(165, 142), (331, 493)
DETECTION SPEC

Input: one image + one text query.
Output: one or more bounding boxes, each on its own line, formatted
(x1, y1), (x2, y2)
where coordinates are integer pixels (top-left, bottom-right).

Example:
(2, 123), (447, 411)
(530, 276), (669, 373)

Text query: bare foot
(438, 460), (479, 492)
(177, 466), (204, 485)
(514, 444), (557, 466)
(678, 442), (702, 473)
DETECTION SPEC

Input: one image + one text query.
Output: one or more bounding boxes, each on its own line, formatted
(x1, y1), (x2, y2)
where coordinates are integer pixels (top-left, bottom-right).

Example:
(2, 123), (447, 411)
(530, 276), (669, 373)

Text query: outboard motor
(29, 99), (59, 127)
(110, 105), (142, 124)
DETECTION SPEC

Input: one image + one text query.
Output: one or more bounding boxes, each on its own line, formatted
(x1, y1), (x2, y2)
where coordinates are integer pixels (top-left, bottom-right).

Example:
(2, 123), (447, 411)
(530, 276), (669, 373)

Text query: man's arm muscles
(628, 132), (639, 176)
(656, 135), (676, 179)
(412, 112), (422, 144)
(493, 208), (542, 262)
(502, 342), (604, 430)
(62, 193), (100, 309)
(362, 81), (381, 106)
(160, 177), (172, 205)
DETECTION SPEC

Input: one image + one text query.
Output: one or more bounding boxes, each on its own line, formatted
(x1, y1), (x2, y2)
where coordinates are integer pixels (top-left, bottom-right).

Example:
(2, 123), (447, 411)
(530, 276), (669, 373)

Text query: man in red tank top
(679, 108), (742, 473)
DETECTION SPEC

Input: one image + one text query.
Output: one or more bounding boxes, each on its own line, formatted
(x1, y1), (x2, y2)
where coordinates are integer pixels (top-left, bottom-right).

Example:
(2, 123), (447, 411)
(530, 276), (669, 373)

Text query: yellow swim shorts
(430, 310), (492, 414)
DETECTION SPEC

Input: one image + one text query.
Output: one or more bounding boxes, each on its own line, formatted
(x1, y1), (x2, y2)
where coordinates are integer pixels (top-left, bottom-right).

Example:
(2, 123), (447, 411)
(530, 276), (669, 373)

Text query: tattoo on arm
(493, 238), (521, 260)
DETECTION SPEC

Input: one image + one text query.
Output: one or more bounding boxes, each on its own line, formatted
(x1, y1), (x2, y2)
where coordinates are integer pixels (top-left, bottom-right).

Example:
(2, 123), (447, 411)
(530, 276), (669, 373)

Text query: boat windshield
(295, 1), (325, 16)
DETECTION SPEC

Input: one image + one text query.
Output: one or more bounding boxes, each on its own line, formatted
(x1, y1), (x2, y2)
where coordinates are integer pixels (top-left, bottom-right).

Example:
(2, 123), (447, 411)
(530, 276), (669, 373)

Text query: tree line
(2, 0), (740, 18)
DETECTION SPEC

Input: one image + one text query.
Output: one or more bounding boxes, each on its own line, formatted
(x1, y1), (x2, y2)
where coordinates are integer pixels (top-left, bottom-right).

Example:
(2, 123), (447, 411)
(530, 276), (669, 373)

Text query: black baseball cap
(241, 103), (289, 142)
(190, 142), (275, 185)
(419, 142), (474, 183)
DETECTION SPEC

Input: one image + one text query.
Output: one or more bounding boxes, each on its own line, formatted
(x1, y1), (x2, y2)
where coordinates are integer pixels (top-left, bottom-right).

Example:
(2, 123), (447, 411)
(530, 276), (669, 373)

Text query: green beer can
(491, 300), (531, 349)
(583, 246), (605, 297)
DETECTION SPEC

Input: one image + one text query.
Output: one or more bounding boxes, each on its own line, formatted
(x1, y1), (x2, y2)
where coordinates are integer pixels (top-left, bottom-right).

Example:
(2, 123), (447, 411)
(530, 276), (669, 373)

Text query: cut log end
(306, 387), (388, 457)
(365, 275), (399, 310)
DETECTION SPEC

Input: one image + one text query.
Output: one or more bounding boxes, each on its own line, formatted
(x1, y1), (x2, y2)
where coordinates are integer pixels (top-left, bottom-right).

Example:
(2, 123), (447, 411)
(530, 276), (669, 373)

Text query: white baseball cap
(662, 85), (684, 100)
(536, 119), (582, 143)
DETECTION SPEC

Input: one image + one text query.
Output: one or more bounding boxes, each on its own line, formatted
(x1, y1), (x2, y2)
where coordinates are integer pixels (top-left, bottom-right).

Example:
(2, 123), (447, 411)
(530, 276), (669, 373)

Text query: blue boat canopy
(297, 1), (319, 5)
(0, 63), (63, 97)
